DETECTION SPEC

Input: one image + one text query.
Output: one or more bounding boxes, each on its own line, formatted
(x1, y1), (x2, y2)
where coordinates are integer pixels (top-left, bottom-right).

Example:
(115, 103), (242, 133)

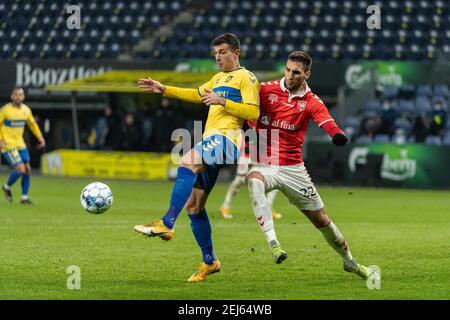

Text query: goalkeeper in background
(135, 33), (260, 282)
(0, 87), (46, 204)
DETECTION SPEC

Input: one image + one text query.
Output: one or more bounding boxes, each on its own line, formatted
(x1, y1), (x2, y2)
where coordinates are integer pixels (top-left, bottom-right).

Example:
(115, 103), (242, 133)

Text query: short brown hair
(211, 33), (241, 51)
(288, 51), (312, 71)
(11, 86), (24, 94)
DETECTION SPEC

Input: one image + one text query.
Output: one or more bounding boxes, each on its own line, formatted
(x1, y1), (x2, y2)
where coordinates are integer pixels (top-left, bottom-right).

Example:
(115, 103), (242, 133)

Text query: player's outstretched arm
(138, 78), (165, 94)
(138, 77), (203, 104)
(201, 89), (259, 121)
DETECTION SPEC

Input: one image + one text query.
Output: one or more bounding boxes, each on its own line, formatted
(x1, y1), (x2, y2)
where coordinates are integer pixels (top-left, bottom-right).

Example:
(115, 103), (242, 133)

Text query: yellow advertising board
(41, 149), (179, 180)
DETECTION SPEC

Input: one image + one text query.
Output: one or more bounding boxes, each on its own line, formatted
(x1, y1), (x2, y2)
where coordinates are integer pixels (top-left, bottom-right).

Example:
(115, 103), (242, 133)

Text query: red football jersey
(256, 78), (343, 165)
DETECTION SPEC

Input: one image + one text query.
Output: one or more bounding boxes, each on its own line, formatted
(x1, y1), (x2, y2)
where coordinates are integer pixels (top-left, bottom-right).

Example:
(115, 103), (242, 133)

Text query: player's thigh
(2, 149), (26, 173)
(247, 164), (279, 192)
(185, 187), (209, 213)
(193, 164), (221, 194)
(179, 148), (206, 173)
(279, 165), (324, 212)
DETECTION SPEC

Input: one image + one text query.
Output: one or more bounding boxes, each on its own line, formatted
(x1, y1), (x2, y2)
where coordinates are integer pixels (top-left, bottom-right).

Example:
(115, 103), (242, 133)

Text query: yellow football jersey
(198, 67), (260, 145)
(0, 103), (43, 151)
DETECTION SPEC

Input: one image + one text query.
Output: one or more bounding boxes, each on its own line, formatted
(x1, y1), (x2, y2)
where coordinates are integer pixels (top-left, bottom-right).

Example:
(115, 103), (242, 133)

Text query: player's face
(11, 89), (25, 106)
(213, 44), (240, 71)
(284, 60), (310, 92)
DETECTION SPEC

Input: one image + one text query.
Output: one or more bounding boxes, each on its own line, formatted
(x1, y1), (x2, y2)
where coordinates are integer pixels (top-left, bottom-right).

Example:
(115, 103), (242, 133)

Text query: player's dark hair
(288, 51), (312, 72)
(211, 33), (241, 51)
(11, 86), (24, 93)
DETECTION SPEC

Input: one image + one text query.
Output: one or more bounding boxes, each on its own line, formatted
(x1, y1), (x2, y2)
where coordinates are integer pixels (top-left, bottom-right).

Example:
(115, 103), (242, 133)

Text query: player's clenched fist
(332, 133), (349, 146)
(138, 78), (165, 94)
(201, 89), (226, 106)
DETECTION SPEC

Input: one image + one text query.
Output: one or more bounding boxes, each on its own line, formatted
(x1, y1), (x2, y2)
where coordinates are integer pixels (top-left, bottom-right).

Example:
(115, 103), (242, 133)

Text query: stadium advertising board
(306, 141), (450, 189)
(41, 149), (176, 180)
(0, 60), (174, 97)
(344, 61), (450, 90)
(4, 60), (450, 98)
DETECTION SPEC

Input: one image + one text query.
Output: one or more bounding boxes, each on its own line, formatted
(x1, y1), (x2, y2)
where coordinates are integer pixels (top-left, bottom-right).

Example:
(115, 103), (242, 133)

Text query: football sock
(318, 221), (354, 264)
(6, 171), (22, 188)
(188, 209), (216, 265)
(266, 189), (278, 208)
(221, 174), (245, 209)
(21, 174), (30, 198)
(248, 178), (278, 247)
(162, 167), (196, 229)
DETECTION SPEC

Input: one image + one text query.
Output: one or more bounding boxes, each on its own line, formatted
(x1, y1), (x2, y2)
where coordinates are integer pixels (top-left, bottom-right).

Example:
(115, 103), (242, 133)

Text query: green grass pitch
(0, 174), (449, 299)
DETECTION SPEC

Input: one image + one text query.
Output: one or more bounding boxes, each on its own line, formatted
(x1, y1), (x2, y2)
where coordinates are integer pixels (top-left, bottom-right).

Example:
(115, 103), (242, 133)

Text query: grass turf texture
(0, 175), (449, 299)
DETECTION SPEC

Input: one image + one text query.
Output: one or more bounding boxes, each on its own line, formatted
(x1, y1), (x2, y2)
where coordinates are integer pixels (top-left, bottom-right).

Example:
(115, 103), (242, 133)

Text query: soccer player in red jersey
(246, 51), (376, 279)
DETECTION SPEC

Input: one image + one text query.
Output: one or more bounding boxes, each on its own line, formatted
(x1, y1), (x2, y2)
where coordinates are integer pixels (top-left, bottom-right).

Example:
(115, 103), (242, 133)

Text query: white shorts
(247, 163), (324, 211)
(236, 153), (251, 176)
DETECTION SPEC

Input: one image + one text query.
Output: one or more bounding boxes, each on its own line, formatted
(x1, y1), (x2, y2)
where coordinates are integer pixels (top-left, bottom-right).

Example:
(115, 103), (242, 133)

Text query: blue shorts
(1, 148), (30, 168)
(193, 134), (238, 194)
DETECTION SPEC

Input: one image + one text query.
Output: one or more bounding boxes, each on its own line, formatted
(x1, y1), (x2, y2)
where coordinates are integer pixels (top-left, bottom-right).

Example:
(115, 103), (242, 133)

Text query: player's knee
(246, 172), (266, 187)
(185, 203), (203, 214)
(234, 174), (246, 185)
(179, 150), (204, 172)
(15, 165), (27, 174)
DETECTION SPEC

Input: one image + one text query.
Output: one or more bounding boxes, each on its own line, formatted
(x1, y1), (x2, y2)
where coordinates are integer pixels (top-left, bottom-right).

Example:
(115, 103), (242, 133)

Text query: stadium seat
(392, 133), (408, 145)
(433, 84), (449, 98)
(382, 86), (399, 100)
(442, 133), (450, 145)
(394, 118), (413, 135)
(416, 85), (433, 96)
(374, 134), (390, 143)
(415, 95), (432, 114)
(355, 135), (372, 144)
(425, 135), (442, 145)
(0, 0), (448, 61)
(397, 100), (415, 117)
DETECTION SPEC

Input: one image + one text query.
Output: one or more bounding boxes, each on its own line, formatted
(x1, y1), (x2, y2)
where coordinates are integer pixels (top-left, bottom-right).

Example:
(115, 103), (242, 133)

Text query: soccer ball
(80, 182), (113, 214)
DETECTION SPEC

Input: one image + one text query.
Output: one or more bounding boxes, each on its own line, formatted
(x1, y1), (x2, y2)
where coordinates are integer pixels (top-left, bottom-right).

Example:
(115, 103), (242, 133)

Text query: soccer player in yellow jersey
(0, 87), (45, 204)
(135, 33), (260, 282)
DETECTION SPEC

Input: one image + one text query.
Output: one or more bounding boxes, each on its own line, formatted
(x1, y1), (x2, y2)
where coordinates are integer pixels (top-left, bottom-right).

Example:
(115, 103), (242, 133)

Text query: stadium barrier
(41, 149), (179, 181)
(305, 141), (450, 189)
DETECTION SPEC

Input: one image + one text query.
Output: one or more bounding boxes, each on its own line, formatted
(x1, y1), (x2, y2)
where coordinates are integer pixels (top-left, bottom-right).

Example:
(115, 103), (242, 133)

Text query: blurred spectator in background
(378, 99), (399, 137)
(153, 97), (175, 152)
(412, 113), (431, 143)
(140, 106), (154, 151)
(430, 99), (447, 136)
(358, 114), (381, 139)
(87, 106), (118, 150)
(119, 113), (140, 151)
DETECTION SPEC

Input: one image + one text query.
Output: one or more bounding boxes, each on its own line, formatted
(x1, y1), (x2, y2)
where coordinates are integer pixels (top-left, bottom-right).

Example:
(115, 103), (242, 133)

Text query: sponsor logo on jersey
(298, 101), (307, 112)
(268, 94), (278, 104)
(225, 75), (234, 83)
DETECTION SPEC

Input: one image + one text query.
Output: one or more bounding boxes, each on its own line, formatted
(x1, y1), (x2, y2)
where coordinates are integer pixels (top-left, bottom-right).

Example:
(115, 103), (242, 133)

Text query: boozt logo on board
(16, 62), (111, 88)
